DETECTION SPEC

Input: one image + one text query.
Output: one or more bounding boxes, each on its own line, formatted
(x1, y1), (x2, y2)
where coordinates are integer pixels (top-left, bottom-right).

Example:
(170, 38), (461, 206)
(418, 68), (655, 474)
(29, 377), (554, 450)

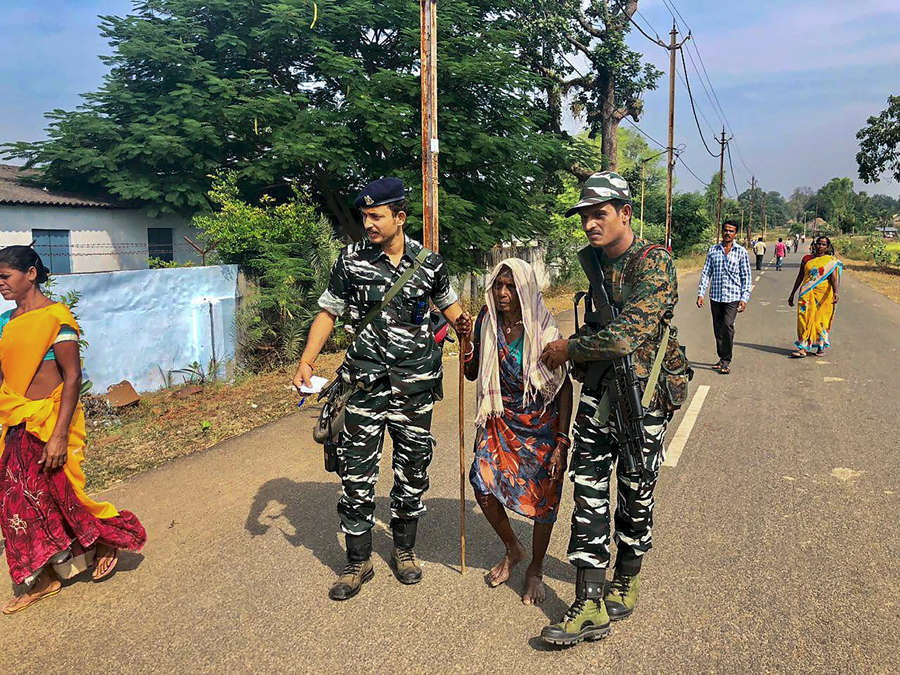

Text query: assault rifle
(576, 245), (654, 483)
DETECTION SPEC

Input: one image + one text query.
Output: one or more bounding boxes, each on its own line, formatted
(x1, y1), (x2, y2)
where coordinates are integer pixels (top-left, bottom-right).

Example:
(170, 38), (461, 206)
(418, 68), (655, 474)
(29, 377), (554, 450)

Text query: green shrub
(195, 172), (341, 371)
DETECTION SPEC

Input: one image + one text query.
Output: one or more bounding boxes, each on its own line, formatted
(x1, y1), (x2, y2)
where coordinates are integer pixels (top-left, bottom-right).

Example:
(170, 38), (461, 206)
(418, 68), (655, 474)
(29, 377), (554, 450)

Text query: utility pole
(715, 127), (729, 239)
(747, 176), (756, 248)
(762, 189), (767, 239)
(663, 24), (691, 251)
(420, 0), (438, 252)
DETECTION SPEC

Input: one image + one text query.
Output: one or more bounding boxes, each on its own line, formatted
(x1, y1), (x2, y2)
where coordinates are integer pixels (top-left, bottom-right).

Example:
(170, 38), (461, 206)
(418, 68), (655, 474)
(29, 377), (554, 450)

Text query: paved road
(2, 248), (898, 673)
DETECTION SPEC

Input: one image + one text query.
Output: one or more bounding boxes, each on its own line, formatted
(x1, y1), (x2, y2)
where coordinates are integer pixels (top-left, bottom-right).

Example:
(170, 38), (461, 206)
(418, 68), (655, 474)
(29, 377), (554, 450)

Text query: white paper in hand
(299, 375), (329, 395)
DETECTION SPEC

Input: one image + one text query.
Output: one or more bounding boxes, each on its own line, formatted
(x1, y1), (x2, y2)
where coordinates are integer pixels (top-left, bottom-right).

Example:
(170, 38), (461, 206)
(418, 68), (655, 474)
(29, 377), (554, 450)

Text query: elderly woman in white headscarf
(463, 258), (573, 606)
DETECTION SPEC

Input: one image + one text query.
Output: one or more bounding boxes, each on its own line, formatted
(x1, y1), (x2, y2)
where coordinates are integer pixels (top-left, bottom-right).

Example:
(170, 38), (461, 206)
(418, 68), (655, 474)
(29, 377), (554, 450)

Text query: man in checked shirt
(696, 220), (752, 375)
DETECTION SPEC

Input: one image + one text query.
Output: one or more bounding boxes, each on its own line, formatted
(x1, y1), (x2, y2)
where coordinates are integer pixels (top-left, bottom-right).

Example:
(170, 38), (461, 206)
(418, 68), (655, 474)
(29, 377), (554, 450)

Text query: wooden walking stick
(458, 333), (468, 574)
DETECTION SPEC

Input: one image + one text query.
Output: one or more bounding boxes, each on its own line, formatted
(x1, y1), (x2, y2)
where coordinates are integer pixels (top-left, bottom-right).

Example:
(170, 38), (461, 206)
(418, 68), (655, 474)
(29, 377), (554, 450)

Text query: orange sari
(0, 303), (117, 518)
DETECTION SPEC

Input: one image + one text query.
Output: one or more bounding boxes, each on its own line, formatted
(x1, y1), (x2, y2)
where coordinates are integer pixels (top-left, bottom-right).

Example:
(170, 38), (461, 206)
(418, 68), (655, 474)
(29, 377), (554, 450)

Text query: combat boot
(390, 518), (422, 585)
(604, 568), (640, 621)
(329, 532), (374, 601)
(540, 567), (611, 646)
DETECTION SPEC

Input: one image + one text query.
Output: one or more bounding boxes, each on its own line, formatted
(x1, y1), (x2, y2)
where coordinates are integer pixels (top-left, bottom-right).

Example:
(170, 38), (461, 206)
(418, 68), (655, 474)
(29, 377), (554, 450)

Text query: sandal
(719, 365), (730, 375)
(789, 351), (806, 358)
(711, 361), (723, 371)
(2, 582), (61, 615)
(92, 546), (119, 581)
(814, 350), (826, 357)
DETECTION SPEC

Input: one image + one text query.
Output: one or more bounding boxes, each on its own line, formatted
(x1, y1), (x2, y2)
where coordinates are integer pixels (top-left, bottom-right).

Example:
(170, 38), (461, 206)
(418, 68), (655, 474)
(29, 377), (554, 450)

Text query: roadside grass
(841, 257), (900, 305)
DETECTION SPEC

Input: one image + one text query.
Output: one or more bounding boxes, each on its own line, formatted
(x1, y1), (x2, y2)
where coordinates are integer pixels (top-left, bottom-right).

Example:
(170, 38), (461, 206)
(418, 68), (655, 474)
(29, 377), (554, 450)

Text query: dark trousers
(755, 254), (764, 270)
(710, 300), (739, 365)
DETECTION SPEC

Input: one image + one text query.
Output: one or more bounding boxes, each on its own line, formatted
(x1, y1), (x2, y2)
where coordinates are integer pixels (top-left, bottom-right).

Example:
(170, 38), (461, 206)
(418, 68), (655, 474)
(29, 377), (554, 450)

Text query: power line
(726, 141), (741, 196)
(676, 154), (711, 189)
(623, 117), (668, 150)
(661, 0), (692, 34)
(613, 1), (666, 47)
(682, 40), (726, 129)
(678, 46), (720, 157)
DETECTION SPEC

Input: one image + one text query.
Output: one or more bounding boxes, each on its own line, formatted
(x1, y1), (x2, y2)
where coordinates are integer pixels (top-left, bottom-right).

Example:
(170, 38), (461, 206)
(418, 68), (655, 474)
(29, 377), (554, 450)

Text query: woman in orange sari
(0, 246), (145, 615)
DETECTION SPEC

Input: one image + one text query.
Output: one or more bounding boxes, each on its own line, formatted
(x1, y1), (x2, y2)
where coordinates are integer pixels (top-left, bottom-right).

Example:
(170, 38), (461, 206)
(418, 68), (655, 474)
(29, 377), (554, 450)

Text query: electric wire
(623, 117), (668, 150)
(613, 0), (666, 47)
(676, 154), (711, 189)
(726, 142), (741, 196)
(678, 46), (720, 157)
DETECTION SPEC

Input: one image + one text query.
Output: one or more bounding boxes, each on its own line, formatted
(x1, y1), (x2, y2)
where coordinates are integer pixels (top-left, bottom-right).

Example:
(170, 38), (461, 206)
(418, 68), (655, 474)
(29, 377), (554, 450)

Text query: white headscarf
(475, 258), (567, 427)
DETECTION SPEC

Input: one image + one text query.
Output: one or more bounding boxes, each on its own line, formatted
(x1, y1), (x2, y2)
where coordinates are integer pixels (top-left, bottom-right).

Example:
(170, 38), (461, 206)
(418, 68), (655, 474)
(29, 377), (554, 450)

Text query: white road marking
(374, 517), (392, 534)
(760, 301), (770, 306)
(755, 275), (761, 282)
(663, 385), (710, 468)
(823, 376), (844, 382)
(815, 360), (831, 365)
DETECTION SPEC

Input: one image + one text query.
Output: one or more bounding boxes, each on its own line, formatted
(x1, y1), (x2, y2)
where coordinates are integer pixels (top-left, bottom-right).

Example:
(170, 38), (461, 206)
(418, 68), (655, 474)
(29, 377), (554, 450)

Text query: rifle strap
(641, 324), (670, 408)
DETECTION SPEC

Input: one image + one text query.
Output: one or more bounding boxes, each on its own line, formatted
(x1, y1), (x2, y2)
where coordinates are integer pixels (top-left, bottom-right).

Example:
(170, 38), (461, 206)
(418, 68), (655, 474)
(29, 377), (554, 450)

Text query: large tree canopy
(856, 95), (900, 184)
(2, 0), (576, 267)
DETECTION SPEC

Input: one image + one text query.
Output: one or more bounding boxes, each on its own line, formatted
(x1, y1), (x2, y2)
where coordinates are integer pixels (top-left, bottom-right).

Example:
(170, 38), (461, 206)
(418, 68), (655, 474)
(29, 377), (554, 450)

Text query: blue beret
(354, 177), (406, 209)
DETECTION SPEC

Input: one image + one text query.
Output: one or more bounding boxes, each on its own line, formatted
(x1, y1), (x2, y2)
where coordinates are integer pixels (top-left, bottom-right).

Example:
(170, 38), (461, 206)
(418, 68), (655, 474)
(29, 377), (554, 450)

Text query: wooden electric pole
(747, 176), (756, 248)
(664, 24), (682, 251)
(420, 0), (438, 253)
(715, 127), (730, 239)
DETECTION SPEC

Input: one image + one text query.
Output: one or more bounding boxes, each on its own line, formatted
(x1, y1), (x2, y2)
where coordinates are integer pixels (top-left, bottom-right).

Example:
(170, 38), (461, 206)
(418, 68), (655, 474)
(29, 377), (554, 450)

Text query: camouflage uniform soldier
(294, 178), (472, 601)
(539, 172), (690, 646)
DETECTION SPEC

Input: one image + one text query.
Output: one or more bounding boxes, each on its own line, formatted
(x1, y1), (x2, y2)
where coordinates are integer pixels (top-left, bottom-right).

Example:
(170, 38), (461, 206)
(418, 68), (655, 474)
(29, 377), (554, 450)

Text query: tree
(670, 192), (709, 256)
(2, 0), (570, 268)
(816, 178), (856, 232)
(787, 187), (814, 222)
(535, 0), (662, 171)
(856, 95), (900, 184)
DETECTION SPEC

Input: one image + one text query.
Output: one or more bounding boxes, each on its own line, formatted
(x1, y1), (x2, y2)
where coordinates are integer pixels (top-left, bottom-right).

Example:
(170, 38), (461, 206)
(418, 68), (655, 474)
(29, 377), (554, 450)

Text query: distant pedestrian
(697, 220), (752, 375)
(788, 236), (841, 358)
(753, 237), (767, 270)
(774, 237), (787, 271)
(792, 234), (799, 254)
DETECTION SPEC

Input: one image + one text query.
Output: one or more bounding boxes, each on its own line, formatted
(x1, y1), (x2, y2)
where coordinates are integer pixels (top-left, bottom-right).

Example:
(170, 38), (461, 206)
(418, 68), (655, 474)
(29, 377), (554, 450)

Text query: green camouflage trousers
(336, 379), (435, 536)
(567, 388), (672, 570)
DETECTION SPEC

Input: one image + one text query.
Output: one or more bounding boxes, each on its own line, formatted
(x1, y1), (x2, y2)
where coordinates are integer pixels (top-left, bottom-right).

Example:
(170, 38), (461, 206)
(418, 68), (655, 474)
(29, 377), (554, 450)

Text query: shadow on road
(734, 341), (794, 356)
(690, 361), (721, 371)
(245, 478), (573, 620)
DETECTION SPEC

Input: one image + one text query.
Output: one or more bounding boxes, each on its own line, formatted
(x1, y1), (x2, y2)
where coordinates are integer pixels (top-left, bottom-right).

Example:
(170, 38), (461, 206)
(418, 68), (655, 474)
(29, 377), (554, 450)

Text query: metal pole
(747, 176), (755, 249)
(664, 23), (678, 251)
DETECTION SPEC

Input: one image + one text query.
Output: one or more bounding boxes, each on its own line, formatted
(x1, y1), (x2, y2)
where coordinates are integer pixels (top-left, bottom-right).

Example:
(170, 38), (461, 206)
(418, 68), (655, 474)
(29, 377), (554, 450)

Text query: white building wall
(0, 205), (201, 273)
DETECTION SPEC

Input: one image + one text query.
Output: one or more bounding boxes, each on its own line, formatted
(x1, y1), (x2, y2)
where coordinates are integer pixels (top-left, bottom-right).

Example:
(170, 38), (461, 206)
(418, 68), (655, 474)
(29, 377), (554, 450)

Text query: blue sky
(1, 0), (898, 198)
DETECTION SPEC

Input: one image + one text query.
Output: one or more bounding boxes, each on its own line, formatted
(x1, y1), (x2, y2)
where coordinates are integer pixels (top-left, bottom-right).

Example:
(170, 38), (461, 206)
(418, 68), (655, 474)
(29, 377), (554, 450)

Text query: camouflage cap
(565, 171), (632, 217)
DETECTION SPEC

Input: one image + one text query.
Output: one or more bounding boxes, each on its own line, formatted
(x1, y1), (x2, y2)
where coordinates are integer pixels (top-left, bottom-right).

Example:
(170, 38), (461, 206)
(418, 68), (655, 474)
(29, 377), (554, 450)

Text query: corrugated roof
(0, 164), (117, 208)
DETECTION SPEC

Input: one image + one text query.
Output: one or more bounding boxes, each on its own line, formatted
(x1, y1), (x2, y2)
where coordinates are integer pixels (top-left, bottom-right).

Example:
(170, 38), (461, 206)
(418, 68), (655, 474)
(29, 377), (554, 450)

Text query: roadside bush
(195, 172), (341, 371)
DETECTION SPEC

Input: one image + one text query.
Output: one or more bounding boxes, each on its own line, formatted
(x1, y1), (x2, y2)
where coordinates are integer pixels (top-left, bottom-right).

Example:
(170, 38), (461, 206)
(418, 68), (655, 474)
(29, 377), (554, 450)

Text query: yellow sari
(0, 303), (118, 518)
(794, 254), (842, 353)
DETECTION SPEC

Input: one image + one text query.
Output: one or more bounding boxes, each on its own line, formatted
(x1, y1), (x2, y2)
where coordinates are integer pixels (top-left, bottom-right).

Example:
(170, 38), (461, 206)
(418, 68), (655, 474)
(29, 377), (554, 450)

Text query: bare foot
(92, 544), (119, 581)
(486, 542), (525, 587)
(2, 569), (61, 615)
(522, 564), (546, 605)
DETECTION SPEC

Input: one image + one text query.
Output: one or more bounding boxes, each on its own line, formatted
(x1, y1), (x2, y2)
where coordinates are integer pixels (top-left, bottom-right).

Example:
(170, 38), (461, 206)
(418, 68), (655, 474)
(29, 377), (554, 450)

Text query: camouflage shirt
(318, 234), (458, 394)
(568, 236), (679, 377)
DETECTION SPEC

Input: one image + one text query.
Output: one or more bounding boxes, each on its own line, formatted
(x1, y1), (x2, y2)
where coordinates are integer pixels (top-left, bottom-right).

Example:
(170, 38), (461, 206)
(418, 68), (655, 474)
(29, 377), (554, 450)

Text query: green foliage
(833, 234), (898, 267)
(856, 95), (900, 184)
(671, 192), (711, 256)
(195, 172), (340, 370)
(148, 257), (194, 269)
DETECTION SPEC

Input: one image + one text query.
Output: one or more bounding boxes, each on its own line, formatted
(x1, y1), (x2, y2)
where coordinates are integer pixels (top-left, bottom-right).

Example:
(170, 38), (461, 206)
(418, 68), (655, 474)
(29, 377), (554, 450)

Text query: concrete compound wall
(0, 265), (240, 393)
(0, 205), (200, 272)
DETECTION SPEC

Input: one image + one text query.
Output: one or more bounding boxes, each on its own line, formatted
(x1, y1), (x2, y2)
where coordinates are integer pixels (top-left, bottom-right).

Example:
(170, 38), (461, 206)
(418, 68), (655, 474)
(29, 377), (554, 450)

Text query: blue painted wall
(1, 265), (240, 392)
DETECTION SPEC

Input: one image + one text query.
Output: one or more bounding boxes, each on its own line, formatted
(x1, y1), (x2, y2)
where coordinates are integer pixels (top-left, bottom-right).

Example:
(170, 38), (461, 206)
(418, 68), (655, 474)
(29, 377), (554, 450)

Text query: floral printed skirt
(1, 424), (146, 586)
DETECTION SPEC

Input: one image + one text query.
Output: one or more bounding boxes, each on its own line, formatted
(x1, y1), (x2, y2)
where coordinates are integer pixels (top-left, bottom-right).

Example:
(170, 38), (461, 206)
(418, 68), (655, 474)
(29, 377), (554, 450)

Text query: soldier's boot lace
(540, 568), (611, 646)
(328, 558), (374, 601)
(391, 546), (423, 585)
(604, 569), (640, 621)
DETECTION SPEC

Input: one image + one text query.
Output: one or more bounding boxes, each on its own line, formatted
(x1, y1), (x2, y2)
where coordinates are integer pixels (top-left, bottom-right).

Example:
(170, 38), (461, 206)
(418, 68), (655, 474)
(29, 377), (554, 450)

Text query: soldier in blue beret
(294, 177), (472, 601)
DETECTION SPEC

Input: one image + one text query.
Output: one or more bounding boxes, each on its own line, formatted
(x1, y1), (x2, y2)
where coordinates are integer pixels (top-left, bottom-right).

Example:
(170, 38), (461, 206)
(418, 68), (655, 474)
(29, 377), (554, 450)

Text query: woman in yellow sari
(0, 246), (145, 615)
(788, 236), (842, 358)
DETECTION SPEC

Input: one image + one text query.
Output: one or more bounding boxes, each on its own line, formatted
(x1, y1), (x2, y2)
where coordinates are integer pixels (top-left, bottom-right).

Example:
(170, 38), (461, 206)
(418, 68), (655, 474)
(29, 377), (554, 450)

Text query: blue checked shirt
(697, 242), (752, 303)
